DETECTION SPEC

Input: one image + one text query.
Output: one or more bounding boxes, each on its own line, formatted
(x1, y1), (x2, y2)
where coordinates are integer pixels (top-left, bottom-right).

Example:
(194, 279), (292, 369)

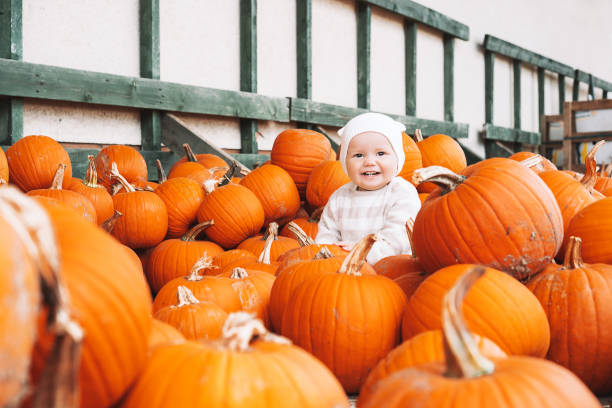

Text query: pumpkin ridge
(440, 189), (486, 263)
(262, 347), (310, 406)
(574, 269), (598, 383)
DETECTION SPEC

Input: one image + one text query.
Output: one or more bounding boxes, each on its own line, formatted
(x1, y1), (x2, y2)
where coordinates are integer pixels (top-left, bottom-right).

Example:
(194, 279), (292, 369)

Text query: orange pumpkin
(237, 222), (299, 262)
(270, 129), (333, 199)
(94, 144), (148, 190)
(279, 207), (322, 240)
(67, 155), (114, 224)
(211, 249), (258, 271)
(6, 135), (72, 192)
(305, 160), (350, 208)
(563, 197), (612, 263)
(148, 319), (185, 349)
(0, 147), (8, 183)
(168, 143), (228, 174)
(413, 130), (466, 193)
(412, 159), (563, 280)
(154, 176), (205, 238)
(397, 132), (423, 184)
(509, 151), (557, 172)
(402, 264), (550, 357)
(357, 266), (599, 408)
(121, 313), (349, 408)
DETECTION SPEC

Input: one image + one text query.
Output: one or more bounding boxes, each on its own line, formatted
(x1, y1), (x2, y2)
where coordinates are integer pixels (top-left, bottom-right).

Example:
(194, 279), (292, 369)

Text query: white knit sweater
(315, 177), (421, 264)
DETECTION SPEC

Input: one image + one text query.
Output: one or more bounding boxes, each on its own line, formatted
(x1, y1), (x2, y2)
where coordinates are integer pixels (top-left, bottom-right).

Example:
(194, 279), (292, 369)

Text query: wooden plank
(0, 0), (22, 145)
(513, 60), (521, 129)
(484, 35), (574, 76)
(572, 72), (580, 101)
(484, 51), (494, 123)
(0, 58), (291, 121)
(593, 76), (612, 92)
(240, 0), (258, 154)
(289, 97), (469, 137)
(564, 99), (612, 111)
(161, 113), (253, 174)
(139, 0), (161, 151)
(296, 0), (312, 100)
(404, 20), (416, 116)
(443, 34), (454, 122)
(485, 140), (515, 159)
(362, 0), (469, 40)
(537, 67), (545, 132)
(483, 124), (541, 145)
(558, 74), (565, 113)
(588, 73), (594, 100)
(357, 2), (371, 109)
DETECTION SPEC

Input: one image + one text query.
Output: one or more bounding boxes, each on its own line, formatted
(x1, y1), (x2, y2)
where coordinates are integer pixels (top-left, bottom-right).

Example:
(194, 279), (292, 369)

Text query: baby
(315, 112), (421, 264)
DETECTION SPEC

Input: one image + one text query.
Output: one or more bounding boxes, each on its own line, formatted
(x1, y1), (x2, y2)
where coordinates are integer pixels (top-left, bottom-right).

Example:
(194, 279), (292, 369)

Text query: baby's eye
(377, 151), (387, 156)
(353, 153), (363, 158)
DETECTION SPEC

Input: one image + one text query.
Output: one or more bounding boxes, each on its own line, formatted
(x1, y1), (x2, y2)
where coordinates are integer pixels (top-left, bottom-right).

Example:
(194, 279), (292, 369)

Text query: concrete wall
(19, 0), (612, 157)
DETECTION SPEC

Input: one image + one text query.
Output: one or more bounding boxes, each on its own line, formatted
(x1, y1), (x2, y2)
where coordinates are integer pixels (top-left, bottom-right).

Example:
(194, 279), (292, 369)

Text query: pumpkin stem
(202, 178), (218, 195)
(310, 207), (324, 222)
(155, 159), (167, 183)
(84, 155), (99, 187)
(0, 178), (6, 185)
(221, 312), (290, 351)
(518, 154), (545, 170)
(181, 220), (214, 242)
(414, 128), (424, 142)
(172, 286), (200, 308)
(217, 162), (236, 187)
(185, 255), (213, 281)
(262, 222), (279, 241)
(100, 210), (123, 233)
(0, 187), (83, 408)
(287, 221), (315, 246)
(257, 228), (275, 264)
(313, 246), (334, 259)
(412, 166), (466, 192)
(239, 168), (251, 176)
(50, 163), (66, 190)
(563, 236), (585, 270)
(580, 140), (605, 192)
(337, 234), (377, 276)
(183, 143), (198, 162)
(405, 218), (416, 257)
(442, 265), (495, 379)
(109, 163), (136, 193)
(230, 267), (249, 279)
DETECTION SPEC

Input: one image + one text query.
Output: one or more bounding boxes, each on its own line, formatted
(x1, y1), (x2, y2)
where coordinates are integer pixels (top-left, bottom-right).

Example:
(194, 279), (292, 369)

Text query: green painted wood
(230, 153), (270, 169)
(588, 74), (594, 100)
(240, 0), (258, 154)
(357, 2), (371, 109)
(289, 97), (469, 138)
(484, 35), (573, 76)
(593, 77), (612, 92)
(0, 58), (291, 121)
(483, 124), (541, 145)
(296, 0), (312, 100)
(139, 0), (161, 151)
(404, 20), (416, 116)
(362, 0), (469, 40)
(604, 91), (608, 99)
(485, 140), (514, 158)
(457, 141), (484, 165)
(0, 0), (22, 145)
(484, 51), (494, 123)
(443, 34), (454, 122)
(558, 74), (565, 113)
(573, 70), (580, 101)
(513, 60), (521, 129)
(537, 67), (544, 132)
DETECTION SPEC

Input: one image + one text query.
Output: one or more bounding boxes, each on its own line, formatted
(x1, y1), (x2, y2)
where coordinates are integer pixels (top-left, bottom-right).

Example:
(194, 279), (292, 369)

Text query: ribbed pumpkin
(413, 130), (466, 193)
(110, 164), (168, 249)
(305, 160), (350, 208)
(237, 222), (299, 262)
(510, 151), (557, 173)
(563, 197), (612, 263)
(153, 176), (205, 238)
(32, 195), (153, 408)
(26, 163), (97, 224)
(360, 329), (506, 401)
(168, 143), (228, 175)
(67, 155), (114, 224)
(279, 207), (322, 240)
(153, 286), (228, 341)
(211, 249), (258, 271)
(281, 235), (407, 393)
(412, 159), (563, 280)
(0, 146), (8, 183)
(167, 161), (221, 185)
(402, 263), (550, 357)
(527, 236), (612, 395)
(397, 132), (423, 184)
(6, 135), (72, 192)
(276, 222), (346, 271)
(270, 129), (333, 199)
(121, 313), (349, 408)
(240, 163), (300, 226)
(145, 222), (224, 293)
(0, 189), (41, 407)
(148, 319), (185, 349)
(196, 181), (264, 249)
(94, 144), (148, 190)
(357, 266), (599, 408)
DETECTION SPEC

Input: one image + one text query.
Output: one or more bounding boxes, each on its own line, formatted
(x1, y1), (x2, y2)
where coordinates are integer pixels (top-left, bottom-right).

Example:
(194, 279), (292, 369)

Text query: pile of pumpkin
(2, 129), (612, 407)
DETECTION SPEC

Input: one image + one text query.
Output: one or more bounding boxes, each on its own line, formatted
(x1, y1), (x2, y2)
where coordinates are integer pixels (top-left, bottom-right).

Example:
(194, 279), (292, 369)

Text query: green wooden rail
(483, 34), (611, 158)
(0, 0), (473, 175)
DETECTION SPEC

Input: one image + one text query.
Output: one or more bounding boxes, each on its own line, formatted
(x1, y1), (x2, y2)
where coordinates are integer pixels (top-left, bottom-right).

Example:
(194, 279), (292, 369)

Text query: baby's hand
(335, 241), (353, 252)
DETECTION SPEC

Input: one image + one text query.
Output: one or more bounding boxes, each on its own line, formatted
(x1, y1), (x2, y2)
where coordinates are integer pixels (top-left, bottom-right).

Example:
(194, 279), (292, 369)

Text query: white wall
(18, 0), (612, 157)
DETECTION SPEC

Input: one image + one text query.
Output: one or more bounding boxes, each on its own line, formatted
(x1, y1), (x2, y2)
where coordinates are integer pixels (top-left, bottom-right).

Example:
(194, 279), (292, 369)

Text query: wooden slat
(484, 51), (494, 123)
(443, 34), (454, 122)
(593, 76), (612, 92)
(484, 35), (574, 76)
(404, 20), (416, 116)
(537, 67), (545, 132)
(572, 71), (580, 101)
(513, 60), (521, 129)
(558, 73), (565, 113)
(289, 97), (469, 137)
(296, 0), (312, 100)
(0, 58), (290, 121)
(357, 2), (371, 109)
(240, 0), (258, 154)
(0, 0), (22, 145)
(483, 124), (541, 145)
(139, 0), (161, 151)
(362, 0), (469, 40)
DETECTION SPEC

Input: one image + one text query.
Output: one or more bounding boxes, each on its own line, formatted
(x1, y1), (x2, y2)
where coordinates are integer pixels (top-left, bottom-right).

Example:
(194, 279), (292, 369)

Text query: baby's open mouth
(362, 171), (380, 176)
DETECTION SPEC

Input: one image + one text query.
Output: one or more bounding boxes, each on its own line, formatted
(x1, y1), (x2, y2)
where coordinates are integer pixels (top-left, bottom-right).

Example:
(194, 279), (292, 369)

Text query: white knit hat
(337, 112), (406, 176)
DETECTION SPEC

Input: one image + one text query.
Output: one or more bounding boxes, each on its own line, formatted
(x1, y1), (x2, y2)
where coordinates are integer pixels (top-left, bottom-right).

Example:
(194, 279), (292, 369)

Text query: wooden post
(0, 0), (23, 145)
(404, 20), (416, 116)
(357, 2), (371, 109)
(443, 34), (454, 123)
(139, 0), (161, 151)
(240, 0), (258, 154)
